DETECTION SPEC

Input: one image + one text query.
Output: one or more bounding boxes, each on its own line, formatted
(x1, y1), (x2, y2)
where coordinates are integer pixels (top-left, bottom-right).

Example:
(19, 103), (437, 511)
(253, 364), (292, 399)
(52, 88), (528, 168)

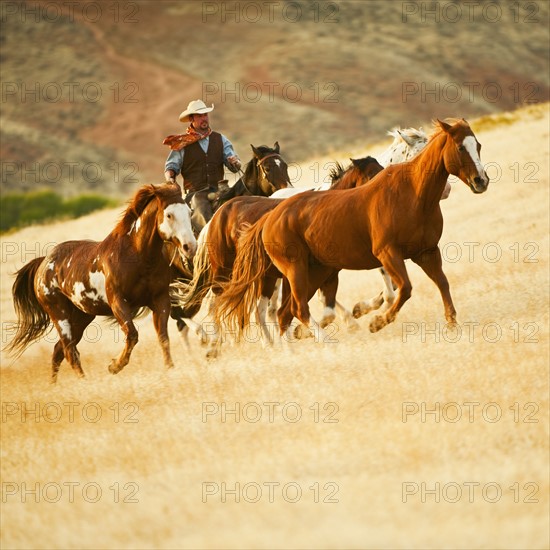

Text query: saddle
(207, 180), (230, 202)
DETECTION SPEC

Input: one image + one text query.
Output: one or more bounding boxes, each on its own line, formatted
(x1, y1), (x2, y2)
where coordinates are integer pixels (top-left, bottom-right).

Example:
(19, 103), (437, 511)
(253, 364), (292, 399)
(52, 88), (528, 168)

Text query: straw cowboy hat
(179, 100), (214, 122)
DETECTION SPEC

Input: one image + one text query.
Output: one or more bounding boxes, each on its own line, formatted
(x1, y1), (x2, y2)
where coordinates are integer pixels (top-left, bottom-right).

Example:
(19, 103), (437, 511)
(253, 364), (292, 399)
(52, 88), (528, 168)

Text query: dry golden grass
(1, 105), (548, 549)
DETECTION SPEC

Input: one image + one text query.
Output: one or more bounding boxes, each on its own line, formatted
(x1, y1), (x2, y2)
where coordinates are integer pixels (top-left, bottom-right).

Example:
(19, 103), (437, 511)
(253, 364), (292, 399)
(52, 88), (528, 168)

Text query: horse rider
(163, 99), (242, 232)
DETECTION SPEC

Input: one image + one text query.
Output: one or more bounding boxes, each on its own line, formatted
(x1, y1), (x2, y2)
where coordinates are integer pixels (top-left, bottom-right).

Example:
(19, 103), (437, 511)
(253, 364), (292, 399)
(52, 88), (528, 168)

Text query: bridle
(252, 153), (291, 194)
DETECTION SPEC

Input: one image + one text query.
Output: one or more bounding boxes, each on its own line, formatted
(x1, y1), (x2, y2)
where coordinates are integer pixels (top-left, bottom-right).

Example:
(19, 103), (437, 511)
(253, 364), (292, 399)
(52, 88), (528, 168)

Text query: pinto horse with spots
(215, 119), (489, 341)
(5, 183), (196, 382)
(171, 156), (384, 357)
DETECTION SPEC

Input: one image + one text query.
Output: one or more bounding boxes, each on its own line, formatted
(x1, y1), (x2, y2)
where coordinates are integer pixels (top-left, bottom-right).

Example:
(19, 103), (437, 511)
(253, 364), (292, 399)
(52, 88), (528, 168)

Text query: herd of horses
(5, 119), (489, 382)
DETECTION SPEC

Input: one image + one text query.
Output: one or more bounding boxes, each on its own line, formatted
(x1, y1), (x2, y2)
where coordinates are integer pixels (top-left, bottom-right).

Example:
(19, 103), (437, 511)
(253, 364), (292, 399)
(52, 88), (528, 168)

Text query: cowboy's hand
(227, 156), (241, 171)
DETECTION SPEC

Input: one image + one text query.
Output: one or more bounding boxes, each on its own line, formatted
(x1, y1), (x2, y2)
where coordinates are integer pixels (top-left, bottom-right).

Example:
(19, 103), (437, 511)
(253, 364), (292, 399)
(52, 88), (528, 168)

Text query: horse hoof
(294, 324), (313, 340)
(320, 315), (335, 329)
(352, 302), (365, 319)
(108, 360), (120, 374)
(369, 315), (386, 333)
(206, 349), (218, 360)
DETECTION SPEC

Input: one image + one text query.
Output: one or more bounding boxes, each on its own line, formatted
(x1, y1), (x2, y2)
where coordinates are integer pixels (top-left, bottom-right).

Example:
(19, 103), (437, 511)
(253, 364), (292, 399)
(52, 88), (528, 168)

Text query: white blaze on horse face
(159, 203), (196, 257)
(462, 136), (487, 181)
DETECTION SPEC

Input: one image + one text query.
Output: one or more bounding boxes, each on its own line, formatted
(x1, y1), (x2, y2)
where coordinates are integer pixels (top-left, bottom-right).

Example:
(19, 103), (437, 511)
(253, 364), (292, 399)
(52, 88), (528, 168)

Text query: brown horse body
(6, 183), (196, 382)
(215, 119), (489, 339)
(173, 156), (384, 355)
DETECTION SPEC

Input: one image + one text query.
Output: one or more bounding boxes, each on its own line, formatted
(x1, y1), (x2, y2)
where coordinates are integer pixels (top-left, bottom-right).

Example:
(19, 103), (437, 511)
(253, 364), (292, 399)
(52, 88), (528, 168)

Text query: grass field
(0, 105), (548, 549)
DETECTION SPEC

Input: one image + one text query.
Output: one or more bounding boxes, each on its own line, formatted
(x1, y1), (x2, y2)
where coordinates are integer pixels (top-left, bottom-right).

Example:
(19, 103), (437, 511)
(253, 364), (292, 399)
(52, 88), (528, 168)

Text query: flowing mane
(112, 184), (183, 237)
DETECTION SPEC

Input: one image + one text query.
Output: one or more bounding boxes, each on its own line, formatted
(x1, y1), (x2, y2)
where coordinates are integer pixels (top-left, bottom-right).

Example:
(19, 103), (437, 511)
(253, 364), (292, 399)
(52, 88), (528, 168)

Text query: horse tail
(215, 215), (271, 332)
(4, 257), (51, 357)
(171, 235), (213, 319)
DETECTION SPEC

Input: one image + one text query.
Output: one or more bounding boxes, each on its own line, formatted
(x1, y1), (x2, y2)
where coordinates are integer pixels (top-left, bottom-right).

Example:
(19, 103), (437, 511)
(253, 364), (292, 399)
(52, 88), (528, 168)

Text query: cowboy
(163, 99), (241, 232)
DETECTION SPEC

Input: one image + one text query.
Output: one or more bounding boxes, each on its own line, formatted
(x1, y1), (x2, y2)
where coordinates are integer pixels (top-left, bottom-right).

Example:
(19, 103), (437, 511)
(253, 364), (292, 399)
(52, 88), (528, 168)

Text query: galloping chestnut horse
(215, 119), (489, 340)
(172, 156), (384, 357)
(5, 183), (196, 382)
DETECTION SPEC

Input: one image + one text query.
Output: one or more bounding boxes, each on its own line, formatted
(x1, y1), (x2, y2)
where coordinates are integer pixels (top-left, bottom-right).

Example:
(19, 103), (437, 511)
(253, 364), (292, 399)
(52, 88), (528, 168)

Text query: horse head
(379, 127), (429, 167)
(154, 183), (197, 260)
(329, 156), (384, 190)
(251, 142), (291, 195)
(437, 119), (489, 194)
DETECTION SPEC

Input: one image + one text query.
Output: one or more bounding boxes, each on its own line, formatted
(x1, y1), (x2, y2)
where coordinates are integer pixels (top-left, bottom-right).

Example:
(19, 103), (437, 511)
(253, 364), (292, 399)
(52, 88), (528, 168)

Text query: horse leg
(283, 260), (327, 343)
(267, 278), (281, 324)
(412, 247), (457, 325)
(51, 341), (65, 384)
(257, 275), (278, 346)
(277, 280), (298, 349)
(152, 296), (174, 369)
(108, 301), (139, 374)
(171, 303), (207, 348)
(42, 298), (94, 382)
(352, 268), (393, 318)
(205, 291), (222, 359)
(369, 253), (412, 333)
(318, 271), (360, 331)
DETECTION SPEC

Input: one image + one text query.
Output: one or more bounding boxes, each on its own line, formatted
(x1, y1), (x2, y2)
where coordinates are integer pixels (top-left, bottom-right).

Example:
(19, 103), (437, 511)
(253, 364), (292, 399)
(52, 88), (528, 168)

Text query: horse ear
(273, 141), (280, 153)
(437, 119), (453, 133)
(350, 158), (359, 166)
(397, 130), (416, 146)
(251, 144), (261, 157)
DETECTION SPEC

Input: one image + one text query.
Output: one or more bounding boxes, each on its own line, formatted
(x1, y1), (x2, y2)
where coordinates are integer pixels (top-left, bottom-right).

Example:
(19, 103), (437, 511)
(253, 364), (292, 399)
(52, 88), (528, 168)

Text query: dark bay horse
(5, 183), (196, 382)
(172, 156), (384, 356)
(212, 142), (291, 209)
(215, 119), (489, 340)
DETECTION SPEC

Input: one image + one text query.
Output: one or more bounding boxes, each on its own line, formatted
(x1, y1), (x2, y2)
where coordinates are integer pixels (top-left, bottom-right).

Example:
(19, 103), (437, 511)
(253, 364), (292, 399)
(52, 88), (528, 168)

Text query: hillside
(1, 0), (549, 196)
(0, 104), (548, 549)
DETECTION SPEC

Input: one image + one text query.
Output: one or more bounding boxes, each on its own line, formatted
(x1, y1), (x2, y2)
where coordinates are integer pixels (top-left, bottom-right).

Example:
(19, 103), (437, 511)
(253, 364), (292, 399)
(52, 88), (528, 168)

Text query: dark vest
(181, 131), (224, 192)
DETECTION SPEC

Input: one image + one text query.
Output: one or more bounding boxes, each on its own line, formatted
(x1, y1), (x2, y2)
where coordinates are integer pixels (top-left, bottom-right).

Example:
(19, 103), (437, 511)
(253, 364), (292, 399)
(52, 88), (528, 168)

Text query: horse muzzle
(468, 174), (489, 194)
(173, 237), (197, 261)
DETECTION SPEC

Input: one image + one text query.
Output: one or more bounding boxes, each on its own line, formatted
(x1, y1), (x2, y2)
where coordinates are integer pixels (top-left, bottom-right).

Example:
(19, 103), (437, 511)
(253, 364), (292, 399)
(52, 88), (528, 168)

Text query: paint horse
(215, 119), (489, 342)
(5, 183), (196, 382)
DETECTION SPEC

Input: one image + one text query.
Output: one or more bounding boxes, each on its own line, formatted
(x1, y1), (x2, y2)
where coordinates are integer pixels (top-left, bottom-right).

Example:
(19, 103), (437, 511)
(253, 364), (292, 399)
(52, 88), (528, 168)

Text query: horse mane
(329, 162), (346, 183)
(112, 182), (181, 235)
(329, 156), (380, 186)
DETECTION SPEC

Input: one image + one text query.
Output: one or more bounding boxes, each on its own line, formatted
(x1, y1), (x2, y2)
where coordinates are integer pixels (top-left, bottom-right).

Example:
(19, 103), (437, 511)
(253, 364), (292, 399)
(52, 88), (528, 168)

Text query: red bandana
(162, 126), (212, 151)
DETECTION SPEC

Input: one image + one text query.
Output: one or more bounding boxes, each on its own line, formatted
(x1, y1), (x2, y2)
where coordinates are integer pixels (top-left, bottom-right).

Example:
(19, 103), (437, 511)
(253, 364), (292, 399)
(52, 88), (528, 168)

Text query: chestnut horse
(270, 128), (452, 318)
(5, 183), (196, 382)
(172, 156), (384, 357)
(215, 119), (489, 340)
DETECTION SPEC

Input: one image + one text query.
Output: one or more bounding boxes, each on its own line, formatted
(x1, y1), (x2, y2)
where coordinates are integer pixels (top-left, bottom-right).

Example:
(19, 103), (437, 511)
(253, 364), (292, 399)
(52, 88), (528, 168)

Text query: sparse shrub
(0, 190), (117, 233)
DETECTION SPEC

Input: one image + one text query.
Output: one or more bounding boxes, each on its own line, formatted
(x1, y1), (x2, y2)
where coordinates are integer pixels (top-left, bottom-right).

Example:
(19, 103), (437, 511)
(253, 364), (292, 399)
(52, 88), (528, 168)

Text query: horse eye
(167, 213), (172, 219)
(458, 145), (465, 152)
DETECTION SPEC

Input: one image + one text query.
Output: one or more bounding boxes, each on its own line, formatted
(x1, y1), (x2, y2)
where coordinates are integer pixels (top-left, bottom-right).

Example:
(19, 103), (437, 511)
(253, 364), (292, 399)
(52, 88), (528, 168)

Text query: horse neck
(241, 162), (261, 195)
(408, 132), (450, 207)
(126, 205), (164, 259)
(331, 168), (362, 190)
